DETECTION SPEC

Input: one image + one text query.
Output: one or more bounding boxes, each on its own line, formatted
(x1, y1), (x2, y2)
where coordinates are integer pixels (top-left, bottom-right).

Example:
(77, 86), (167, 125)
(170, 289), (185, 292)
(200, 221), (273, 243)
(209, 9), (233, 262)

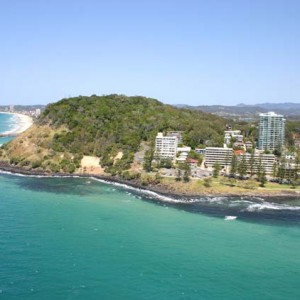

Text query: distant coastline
(0, 112), (33, 136)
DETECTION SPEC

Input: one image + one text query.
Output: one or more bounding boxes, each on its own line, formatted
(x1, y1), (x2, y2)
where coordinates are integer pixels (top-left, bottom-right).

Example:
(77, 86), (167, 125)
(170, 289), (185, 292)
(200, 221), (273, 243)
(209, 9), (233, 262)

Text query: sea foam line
(246, 202), (300, 212)
(1, 170), (300, 211)
(90, 177), (187, 203)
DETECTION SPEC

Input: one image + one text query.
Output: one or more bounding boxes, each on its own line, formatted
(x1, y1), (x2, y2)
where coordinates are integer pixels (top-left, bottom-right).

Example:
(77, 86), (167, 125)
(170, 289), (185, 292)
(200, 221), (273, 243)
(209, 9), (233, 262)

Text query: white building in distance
(224, 130), (243, 146)
(35, 108), (41, 116)
(258, 112), (285, 151)
(155, 132), (178, 160)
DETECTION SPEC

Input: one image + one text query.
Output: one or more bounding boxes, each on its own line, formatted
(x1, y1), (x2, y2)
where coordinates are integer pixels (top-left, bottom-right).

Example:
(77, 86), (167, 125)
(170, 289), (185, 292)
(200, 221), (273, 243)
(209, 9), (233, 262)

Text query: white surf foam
(247, 202), (300, 212)
(225, 216), (237, 220)
(1, 171), (300, 212)
(90, 177), (186, 203)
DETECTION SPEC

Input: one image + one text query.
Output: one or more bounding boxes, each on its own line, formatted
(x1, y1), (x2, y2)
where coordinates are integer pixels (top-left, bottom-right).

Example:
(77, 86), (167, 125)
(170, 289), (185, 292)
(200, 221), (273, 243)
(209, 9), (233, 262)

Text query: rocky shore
(1, 161), (300, 200)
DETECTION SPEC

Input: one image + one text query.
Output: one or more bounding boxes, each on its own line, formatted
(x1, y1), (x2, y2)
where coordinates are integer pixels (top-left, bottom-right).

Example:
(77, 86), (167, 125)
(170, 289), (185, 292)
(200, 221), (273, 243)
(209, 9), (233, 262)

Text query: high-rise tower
(258, 112), (285, 151)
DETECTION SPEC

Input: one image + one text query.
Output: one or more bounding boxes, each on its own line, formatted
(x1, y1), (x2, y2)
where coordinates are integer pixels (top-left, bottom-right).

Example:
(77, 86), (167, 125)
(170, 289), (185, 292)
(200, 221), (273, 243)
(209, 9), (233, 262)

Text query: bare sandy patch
(79, 155), (105, 175)
(114, 151), (123, 162)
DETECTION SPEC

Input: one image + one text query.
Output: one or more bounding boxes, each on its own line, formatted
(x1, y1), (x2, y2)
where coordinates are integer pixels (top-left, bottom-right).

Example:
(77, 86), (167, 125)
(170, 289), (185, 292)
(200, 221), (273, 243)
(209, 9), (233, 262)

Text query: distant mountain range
(174, 103), (300, 119)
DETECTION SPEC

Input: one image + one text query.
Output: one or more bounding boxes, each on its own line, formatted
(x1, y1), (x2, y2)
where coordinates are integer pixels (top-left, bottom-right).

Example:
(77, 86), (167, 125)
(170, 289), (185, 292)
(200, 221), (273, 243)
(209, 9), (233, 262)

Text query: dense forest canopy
(39, 94), (227, 155)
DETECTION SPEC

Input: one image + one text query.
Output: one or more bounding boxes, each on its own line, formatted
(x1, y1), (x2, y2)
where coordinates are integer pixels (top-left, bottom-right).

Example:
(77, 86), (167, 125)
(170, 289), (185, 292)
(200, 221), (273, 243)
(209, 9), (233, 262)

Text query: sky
(0, 0), (300, 106)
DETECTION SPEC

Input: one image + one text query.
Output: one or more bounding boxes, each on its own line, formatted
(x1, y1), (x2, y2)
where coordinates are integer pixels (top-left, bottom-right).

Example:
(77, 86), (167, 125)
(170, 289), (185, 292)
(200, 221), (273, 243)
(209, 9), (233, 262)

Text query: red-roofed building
(234, 150), (245, 156)
(187, 158), (198, 164)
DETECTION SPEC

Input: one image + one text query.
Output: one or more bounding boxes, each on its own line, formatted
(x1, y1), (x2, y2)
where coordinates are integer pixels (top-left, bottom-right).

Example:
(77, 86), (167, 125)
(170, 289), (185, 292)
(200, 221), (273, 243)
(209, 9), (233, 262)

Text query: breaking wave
(1, 170), (300, 223)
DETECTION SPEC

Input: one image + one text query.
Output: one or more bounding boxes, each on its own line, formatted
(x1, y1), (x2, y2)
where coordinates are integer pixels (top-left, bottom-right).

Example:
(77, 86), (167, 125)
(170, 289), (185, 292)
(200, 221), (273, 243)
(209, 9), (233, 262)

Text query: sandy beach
(0, 112), (33, 135)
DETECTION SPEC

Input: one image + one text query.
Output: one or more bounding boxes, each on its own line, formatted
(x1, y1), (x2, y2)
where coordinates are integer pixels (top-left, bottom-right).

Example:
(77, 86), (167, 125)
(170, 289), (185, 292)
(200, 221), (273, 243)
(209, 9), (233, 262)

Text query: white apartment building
(155, 132), (178, 159)
(240, 153), (276, 174)
(205, 147), (233, 167)
(224, 130), (243, 146)
(167, 131), (183, 144)
(258, 112), (285, 151)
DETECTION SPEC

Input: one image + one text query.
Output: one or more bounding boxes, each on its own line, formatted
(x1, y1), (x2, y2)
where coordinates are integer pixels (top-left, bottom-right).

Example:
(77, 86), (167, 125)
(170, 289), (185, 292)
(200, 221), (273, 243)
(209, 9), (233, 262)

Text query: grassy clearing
(159, 176), (300, 196)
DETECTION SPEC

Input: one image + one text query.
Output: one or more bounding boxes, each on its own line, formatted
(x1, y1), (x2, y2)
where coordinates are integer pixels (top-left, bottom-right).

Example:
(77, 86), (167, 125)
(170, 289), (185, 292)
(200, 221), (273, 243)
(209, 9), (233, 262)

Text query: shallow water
(0, 173), (299, 299)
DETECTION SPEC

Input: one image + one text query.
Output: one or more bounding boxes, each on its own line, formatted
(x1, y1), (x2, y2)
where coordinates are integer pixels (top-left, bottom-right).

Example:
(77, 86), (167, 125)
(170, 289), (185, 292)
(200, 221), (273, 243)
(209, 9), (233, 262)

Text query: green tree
(183, 163), (191, 182)
(256, 155), (263, 180)
(278, 156), (286, 181)
(294, 151), (300, 182)
(224, 152), (231, 175)
(159, 158), (173, 169)
(203, 177), (212, 187)
(259, 167), (267, 187)
(143, 145), (155, 172)
(272, 162), (278, 180)
(212, 162), (221, 178)
(230, 154), (238, 177)
(249, 150), (255, 177)
(237, 155), (247, 178)
(175, 169), (182, 181)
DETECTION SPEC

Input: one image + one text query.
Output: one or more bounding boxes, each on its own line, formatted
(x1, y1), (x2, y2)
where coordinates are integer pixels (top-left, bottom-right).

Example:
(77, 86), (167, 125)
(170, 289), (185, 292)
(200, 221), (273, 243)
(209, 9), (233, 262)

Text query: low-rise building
(205, 147), (233, 167)
(187, 158), (199, 177)
(176, 146), (191, 163)
(177, 146), (191, 153)
(239, 153), (276, 174)
(224, 130), (243, 145)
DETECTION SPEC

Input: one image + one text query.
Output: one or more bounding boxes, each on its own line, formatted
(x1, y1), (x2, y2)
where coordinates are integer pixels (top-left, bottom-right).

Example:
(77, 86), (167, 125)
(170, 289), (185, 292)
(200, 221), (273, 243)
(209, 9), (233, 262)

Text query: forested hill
(1, 94), (227, 173)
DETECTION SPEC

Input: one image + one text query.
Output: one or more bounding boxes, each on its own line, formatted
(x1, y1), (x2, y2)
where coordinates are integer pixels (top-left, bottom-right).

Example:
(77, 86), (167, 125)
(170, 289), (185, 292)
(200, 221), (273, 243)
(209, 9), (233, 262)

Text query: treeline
(286, 120), (300, 150)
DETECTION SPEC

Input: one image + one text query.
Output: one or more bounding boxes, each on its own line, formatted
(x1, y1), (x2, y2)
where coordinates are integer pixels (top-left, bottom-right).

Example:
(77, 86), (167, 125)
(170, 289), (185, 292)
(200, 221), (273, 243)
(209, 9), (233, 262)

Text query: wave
(246, 202), (300, 212)
(225, 216), (237, 220)
(0, 169), (81, 179)
(0, 114), (19, 135)
(91, 177), (185, 203)
(1, 170), (300, 216)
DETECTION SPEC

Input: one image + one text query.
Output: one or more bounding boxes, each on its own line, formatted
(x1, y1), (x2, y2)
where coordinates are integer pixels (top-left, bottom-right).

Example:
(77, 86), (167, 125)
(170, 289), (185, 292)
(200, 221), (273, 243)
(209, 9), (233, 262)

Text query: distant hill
(0, 95), (227, 174)
(174, 102), (300, 118)
(256, 103), (300, 111)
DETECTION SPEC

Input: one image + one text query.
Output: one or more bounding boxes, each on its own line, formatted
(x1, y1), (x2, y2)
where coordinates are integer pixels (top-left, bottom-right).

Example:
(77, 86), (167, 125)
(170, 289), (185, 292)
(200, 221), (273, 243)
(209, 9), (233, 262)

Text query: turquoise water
(0, 113), (16, 145)
(0, 173), (300, 300)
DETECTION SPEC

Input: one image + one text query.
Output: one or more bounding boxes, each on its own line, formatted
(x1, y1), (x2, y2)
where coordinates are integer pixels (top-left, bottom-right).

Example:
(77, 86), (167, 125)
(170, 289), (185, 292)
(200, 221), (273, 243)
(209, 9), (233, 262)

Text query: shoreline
(0, 112), (33, 135)
(0, 162), (299, 201)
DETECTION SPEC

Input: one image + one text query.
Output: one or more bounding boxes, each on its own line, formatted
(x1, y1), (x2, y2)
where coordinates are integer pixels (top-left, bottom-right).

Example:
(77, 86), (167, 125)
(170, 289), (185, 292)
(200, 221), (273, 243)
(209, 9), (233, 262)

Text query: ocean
(0, 113), (18, 145)
(0, 114), (300, 299)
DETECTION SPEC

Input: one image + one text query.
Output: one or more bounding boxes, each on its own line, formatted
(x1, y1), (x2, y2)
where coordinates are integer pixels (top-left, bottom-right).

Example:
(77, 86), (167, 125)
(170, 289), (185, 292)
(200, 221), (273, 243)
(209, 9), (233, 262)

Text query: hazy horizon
(1, 0), (300, 106)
